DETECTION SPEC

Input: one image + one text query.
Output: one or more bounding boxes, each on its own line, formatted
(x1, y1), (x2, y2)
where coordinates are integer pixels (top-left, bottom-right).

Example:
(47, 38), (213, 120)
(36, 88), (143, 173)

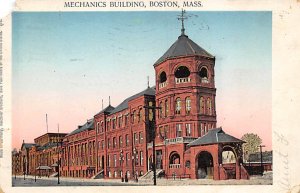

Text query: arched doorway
(221, 146), (237, 179)
(197, 151), (213, 179)
(169, 151), (180, 169)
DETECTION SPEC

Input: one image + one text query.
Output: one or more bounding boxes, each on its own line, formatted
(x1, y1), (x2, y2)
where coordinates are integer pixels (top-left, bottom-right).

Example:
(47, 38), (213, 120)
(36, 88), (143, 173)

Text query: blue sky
(12, 11), (272, 149)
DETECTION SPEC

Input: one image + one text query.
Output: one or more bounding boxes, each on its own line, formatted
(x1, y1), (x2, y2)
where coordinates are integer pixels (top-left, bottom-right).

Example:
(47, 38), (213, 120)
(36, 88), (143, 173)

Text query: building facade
(12, 16), (250, 181)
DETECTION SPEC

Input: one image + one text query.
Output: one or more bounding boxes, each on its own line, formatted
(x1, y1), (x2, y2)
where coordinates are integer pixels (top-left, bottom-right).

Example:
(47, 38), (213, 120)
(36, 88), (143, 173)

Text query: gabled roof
(188, 128), (244, 147)
(109, 86), (156, 114)
(66, 119), (94, 137)
(154, 35), (214, 66)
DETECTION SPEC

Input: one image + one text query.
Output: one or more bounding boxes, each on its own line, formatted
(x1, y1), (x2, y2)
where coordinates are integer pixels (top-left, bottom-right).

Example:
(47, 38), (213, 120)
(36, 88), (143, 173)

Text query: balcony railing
(201, 77), (209, 83)
(169, 164), (181, 169)
(175, 77), (191, 84)
(164, 137), (197, 145)
(159, 82), (167, 89)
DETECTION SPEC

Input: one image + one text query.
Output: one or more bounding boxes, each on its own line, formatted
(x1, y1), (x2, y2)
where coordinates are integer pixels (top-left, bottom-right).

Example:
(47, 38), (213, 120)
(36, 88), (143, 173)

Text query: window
(186, 97), (191, 115)
(101, 122), (104, 132)
(125, 134), (129, 146)
(139, 132), (143, 143)
(200, 97), (205, 114)
(185, 160), (191, 168)
(138, 108), (143, 123)
(165, 100), (169, 117)
(134, 133), (138, 144)
(108, 155), (111, 167)
(126, 153), (130, 166)
(119, 136), (123, 148)
(114, 154), (117, 167)
(118, 117), (122, 128)
(186, 123), (192, 136)
(113, 137), (117, 148)
(159, 102), (163, 118)
(175, 66), (191, 84)
(96, 122), (100, 133)
(175, 98), (181, 114)
(159, 71), (167, 83)
(176, 124), (182, 137)
(207, 98), (212, 115)
(112, 119), (116, 129)
(133, 110), (136, 123)
(199, 67), (209, 83)
(107, 120), (110, 131)
(107, 138), (110, 149)
(140, 151), (143, 166)
(125, 115), (128, 126)
(102, 140), (105, 150)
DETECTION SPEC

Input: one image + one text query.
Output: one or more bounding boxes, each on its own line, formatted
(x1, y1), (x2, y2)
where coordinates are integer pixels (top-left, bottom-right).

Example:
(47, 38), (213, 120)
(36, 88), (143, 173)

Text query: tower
(152, 11), (217, 173)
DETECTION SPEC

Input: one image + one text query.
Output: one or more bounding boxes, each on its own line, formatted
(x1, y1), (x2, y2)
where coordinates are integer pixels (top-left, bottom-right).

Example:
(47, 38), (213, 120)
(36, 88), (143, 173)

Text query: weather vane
(177, 9), (187, 35)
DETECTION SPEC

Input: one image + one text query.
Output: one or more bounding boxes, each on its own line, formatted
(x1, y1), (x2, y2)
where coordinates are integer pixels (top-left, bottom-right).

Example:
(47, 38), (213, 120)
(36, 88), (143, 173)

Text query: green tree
(241, 133), (262, 162)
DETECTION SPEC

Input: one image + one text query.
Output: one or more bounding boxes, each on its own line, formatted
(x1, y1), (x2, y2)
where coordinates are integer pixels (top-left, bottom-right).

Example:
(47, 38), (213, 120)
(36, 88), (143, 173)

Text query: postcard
(0, 0), (299, 193)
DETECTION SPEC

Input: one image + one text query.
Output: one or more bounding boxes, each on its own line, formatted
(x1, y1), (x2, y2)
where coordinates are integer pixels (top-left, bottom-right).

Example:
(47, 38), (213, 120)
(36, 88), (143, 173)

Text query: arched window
(159, 71), (167, 88)
(200, 97), (205, 114)
(159, 101), (163, 118)
(96, 122), (100, 133)
(138, 108), (142, 123)
(175, 98), (181, 114)
(185, 97), (191, 115)
(165, 100), (169, 117)
(160, 71), (167, 83)
(175, 66), (191, 84)
(207, 98), (212, 115)
(199, 67), (209, 83)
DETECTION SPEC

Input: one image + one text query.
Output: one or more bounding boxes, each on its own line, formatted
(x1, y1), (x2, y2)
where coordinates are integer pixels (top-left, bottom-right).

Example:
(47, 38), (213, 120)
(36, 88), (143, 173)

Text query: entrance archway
(197, 151), (213, 179)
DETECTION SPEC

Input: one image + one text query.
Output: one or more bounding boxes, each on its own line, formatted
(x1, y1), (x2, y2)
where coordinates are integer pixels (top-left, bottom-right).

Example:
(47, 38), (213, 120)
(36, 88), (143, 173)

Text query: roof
(188, 128), (244, 147)
(95, 105), (115, 116)
(66, 118), (94, 137)
(21, 143), (36, 150)
(154, 35), (214, 66)
(109, 86), (156, 114)
(37, 142), (57, 151)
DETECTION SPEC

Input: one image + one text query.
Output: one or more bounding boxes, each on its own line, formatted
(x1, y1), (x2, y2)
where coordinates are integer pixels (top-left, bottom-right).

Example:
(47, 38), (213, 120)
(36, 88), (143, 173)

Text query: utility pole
(144, 101), (160, 186)
(258, 145), (265, 176)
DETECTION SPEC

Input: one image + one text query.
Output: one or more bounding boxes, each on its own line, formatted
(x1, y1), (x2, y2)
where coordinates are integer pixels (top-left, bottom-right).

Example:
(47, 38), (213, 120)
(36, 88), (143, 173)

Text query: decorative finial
(109, 96), (111, 106)
(147, 76), (150, 88)
(177, 9), (187, 35)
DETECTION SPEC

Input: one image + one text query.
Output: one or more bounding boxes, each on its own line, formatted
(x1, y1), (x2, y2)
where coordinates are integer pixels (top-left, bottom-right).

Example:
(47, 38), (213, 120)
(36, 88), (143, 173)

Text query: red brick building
(12, 16), (249, 181)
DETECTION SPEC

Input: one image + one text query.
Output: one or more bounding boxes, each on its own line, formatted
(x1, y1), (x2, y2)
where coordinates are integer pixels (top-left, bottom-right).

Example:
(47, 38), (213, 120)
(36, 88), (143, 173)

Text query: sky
(12, 11), (272, 150)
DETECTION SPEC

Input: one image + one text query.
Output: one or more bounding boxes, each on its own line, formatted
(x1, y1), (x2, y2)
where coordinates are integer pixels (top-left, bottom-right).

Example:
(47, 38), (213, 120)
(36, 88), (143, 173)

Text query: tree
(241, 133), (262, 162)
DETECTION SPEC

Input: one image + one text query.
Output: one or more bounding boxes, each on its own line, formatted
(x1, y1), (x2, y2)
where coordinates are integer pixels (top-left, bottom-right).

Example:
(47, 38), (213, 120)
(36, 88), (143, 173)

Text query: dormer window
(199, 67), (209, 83)
(159, 71), (167, 89)
(175, 66), (191, 84)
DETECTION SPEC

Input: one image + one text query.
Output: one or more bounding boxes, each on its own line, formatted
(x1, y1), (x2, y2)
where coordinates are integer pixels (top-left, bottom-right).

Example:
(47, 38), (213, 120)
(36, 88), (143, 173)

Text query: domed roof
(154, 34), (214, 66)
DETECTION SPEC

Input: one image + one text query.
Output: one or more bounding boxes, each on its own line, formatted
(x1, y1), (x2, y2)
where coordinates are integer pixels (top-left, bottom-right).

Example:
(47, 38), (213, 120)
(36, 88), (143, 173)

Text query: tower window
(200, 97), (205, 114)
(207, 98), (212, 115)
(175, 66), (191, 84)
(199, 67), (209, 83)
(159, 71), (167, 83)
(185, 97), (191, 115)
(175, 98), (181, 114)
(159, 71), (167, 88)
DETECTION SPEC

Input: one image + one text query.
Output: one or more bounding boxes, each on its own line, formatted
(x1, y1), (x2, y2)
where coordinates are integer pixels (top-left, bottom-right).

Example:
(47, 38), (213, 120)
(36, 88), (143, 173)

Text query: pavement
(12, 172), (273, 186)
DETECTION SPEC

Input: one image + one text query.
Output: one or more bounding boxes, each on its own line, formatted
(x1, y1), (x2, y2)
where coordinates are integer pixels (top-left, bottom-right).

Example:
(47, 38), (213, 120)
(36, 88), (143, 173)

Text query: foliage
(241, 133), (262, 161)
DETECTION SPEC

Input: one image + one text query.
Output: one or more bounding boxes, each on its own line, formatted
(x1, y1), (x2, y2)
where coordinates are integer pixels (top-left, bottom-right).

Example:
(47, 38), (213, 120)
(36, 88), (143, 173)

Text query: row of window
(96, 108), (147, 133)
(158, 66), (210, 86)
(158, 96), (214, 118)
(107, 132), (143, 149)
(108, 170), (144, 178)
(107, 151), (144, 167)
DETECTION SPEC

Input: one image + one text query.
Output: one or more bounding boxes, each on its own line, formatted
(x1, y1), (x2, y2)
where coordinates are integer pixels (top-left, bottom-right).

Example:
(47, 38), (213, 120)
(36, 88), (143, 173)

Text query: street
(12, 172), (272, 186)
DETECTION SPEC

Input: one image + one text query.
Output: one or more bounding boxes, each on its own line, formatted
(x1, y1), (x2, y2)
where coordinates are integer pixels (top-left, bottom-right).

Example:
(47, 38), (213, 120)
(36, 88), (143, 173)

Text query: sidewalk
(12, 172), (272, 186)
